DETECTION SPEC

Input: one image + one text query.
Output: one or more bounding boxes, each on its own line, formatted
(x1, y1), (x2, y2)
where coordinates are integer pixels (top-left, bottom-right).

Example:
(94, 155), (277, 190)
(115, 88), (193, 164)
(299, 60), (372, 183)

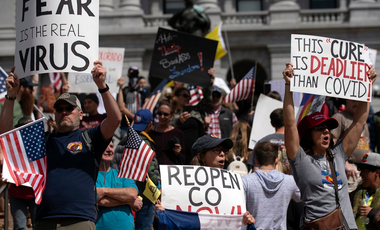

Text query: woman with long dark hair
(283, 62), (377, 229)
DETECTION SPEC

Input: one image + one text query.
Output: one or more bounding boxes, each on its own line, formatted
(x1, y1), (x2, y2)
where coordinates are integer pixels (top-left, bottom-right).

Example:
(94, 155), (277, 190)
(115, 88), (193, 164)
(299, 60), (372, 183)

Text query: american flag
(0, 67), (7, 103)
(49, 72), (62, 95)
(0, 120), (47, 204)
(117, 126), (155, 182)
(188, 85), (204, 106)
(142, 92), (161, 113)
(224, 67), (255, 103)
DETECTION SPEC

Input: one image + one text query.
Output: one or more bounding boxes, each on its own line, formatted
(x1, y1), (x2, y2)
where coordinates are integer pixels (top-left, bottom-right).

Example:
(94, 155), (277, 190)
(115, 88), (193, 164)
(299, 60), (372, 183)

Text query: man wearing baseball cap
(0, 76), (38, 126)
(80, 94), (107, 130)
(351, 152), (380, 229)
(1, 61), (122, 230)
(204, 86), (237, 139)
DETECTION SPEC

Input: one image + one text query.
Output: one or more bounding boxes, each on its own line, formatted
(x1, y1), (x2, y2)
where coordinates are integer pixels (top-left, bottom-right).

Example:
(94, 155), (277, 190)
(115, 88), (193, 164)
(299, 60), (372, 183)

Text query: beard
(20, 89), (35, 116)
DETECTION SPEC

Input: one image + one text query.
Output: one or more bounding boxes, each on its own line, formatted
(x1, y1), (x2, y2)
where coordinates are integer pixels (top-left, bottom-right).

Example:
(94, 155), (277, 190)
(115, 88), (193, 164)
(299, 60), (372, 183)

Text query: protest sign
(369, 48), (377, 69)
(160, 165), (246, 215)
(290, 34), (372, 102)
(249, 94), (286, 149)
(149, 28), (218, 87)
(14, 0), (99, 78)
(68, 47), (124, 93)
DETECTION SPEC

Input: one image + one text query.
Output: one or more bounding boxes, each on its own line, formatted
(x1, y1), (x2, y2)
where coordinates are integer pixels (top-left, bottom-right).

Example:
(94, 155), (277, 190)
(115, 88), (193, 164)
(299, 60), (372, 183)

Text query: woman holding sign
(283, 62), (377, 229)
(156, 134), (256, 228)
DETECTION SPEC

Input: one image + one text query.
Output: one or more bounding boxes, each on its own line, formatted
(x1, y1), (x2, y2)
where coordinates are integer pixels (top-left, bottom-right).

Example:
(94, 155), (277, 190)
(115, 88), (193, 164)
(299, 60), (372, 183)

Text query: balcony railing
(222, 11), (269, 26)
(144, 15), (171, 27)
(299, 9), (347, 24)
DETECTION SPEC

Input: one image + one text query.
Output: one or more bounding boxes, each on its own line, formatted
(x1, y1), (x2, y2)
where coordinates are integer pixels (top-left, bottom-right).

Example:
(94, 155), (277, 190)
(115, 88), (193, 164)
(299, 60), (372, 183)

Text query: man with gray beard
(1, 60), (121, 230)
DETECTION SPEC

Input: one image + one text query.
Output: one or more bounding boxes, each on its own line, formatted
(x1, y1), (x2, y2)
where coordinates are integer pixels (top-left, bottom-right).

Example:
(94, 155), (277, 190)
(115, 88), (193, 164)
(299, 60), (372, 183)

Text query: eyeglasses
(55, 106), (76, 113)
(313, 124), (330, 131)
(158, 111), (170, 117)
(210, 147), (229, 155)
(180, 94), (190, 99)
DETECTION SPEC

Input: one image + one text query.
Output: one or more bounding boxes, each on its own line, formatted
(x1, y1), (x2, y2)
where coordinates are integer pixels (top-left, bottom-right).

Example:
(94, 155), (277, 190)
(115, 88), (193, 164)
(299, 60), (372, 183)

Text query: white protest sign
(15, 0), (99, 78)
(249, 94), (285, 150)
(291, 34), (372, 102)
(369, 48), (377, 69)
(68, 47), (125, 93)
(160, 165), (246, 215)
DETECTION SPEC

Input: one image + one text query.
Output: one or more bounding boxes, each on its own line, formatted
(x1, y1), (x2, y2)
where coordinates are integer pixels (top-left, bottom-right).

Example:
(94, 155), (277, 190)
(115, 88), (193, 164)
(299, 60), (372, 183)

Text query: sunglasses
(158, 111), (170, 117)
(212, 93), (221, 98)
(55, 106), (76, 113)
(313, 124), (330, 131)
(210, 147), (229, 155)
(180, 94), (190, 99)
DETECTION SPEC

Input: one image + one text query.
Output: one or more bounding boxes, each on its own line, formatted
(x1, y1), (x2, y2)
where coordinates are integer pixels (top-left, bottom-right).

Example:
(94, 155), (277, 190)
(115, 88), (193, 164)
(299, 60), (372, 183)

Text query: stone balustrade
(299, 9), (347, 24)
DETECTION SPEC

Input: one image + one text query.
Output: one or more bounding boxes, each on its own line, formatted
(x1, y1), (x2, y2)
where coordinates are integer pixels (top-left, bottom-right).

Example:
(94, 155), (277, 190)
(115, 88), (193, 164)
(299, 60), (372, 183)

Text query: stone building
(0, 0), (380, 96)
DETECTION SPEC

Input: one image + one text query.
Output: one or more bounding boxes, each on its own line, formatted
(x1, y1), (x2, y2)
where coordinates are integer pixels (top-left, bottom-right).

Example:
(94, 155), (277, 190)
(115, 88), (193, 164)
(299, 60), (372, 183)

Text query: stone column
(196, 0), (221, 12)
(119, 0), (143, 12)
(223, 0), (236, 13)
(349, 0), (380, 23)
(269, 0), (300, 25)
(100, 0), (114, 11)
(267, 44), (291, 81)
(151, 0), (163, 15)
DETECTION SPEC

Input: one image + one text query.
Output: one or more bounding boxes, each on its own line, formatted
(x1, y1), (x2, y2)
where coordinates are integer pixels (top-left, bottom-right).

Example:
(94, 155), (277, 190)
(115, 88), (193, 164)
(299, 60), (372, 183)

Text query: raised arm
(117, 77), (134, 120)
(0, 67), (18, 134)
(91, 61), (122, 141)
(283, 63), (299, 160)
(341, 65), (377, 157)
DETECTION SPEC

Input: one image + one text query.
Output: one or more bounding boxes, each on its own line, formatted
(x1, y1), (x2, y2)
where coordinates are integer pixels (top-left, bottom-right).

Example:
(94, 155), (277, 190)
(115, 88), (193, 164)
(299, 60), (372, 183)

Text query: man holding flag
(0, 61), (121, 230)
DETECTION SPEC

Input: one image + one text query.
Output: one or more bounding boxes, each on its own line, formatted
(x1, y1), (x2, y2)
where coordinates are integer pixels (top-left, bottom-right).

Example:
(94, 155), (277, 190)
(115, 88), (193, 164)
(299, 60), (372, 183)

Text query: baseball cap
(20, 77), (38, 87)
(54, 93), (82, 111)
(354, 152), (380, 168)
(212, 86), (222, 95)
(132, 109), (153, 132)
(192, 135), (233, 157)
(297, 112), (338, 138)
(84, 94), (99, 105)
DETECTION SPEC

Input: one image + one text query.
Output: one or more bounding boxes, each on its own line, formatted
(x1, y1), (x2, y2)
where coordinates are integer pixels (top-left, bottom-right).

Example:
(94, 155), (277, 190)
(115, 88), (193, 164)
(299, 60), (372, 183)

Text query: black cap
(191, 135), (233, 156)
(20, 77), (38, 87)
(84, 94), (99, 105)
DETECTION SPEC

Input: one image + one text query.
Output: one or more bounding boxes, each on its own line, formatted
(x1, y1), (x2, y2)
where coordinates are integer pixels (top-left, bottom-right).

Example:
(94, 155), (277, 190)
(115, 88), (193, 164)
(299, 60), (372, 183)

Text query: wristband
(5, 95), (16, 100)
(285, 83), (290, 85)
(98, 84), (109, 93)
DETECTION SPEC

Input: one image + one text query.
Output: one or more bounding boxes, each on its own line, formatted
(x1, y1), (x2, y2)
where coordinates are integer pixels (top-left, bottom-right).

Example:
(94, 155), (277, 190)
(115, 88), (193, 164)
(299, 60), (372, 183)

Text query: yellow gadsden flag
(205, 22), (227, 60)
(143, 176), (161, 204)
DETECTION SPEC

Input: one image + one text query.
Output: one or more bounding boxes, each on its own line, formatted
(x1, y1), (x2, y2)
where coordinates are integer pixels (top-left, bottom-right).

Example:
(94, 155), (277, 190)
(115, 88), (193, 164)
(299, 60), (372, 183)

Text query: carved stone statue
(168, 0), (211, 37)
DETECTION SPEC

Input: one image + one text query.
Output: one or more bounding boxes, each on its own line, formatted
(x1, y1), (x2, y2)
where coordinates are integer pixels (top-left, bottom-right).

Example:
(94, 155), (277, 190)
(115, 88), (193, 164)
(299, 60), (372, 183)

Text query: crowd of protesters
(1, 60), (380, 230)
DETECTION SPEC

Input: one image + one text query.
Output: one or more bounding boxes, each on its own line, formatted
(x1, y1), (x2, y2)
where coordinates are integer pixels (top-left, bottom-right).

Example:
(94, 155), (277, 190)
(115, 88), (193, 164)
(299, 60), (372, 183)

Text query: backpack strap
(81, 130), (100, 221)
(82, 130), (101, 166)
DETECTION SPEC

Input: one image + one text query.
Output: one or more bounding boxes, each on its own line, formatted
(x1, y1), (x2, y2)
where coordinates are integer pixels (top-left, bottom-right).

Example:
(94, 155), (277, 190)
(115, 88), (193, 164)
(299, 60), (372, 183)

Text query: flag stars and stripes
(20, 121), (46, 162)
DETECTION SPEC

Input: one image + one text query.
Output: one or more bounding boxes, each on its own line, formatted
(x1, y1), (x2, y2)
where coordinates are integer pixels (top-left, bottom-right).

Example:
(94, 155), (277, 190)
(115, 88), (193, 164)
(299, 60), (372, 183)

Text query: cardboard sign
(14, 0), (99, 78)
(249, 94), (283, 149)
(68, 47), (124, 93)
(149, 28), (218, 87)
(290, 34), (372, 102)
(160, 165), (246, 215)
